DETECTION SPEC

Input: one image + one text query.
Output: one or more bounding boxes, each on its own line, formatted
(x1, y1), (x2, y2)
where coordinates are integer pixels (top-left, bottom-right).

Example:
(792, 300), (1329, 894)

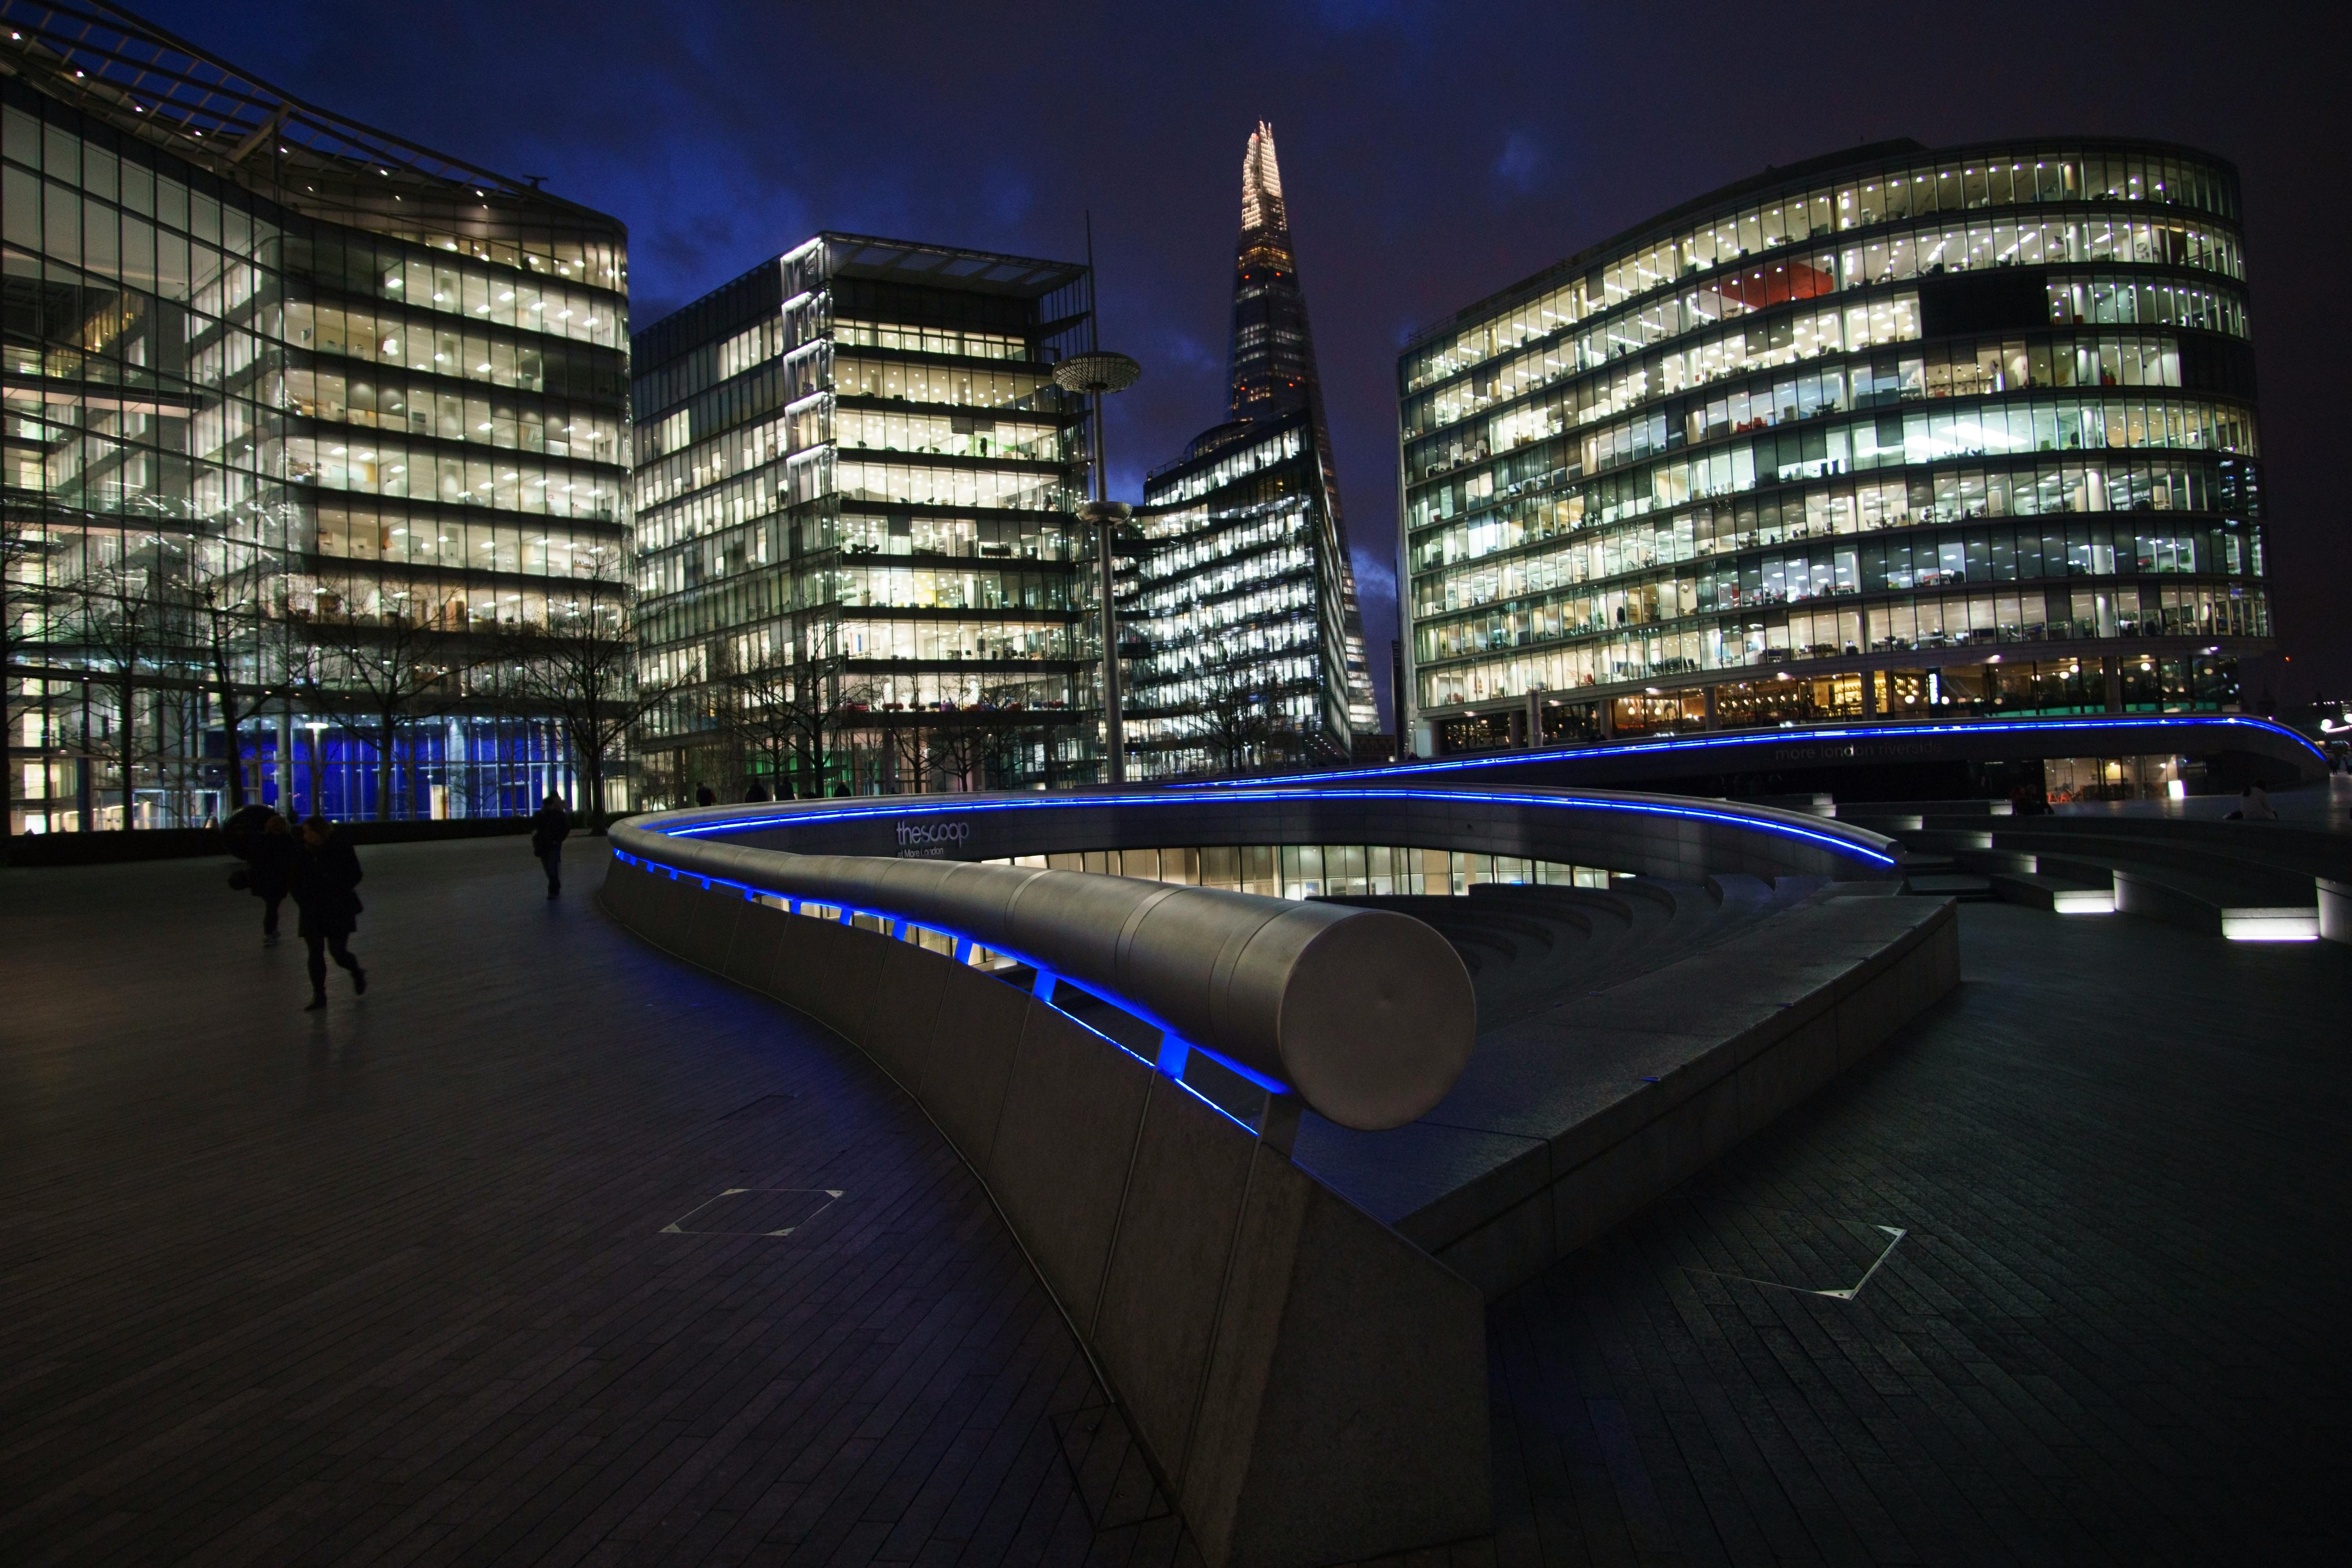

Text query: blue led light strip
(658, 784), (1896, 867)
(1183, 713), (2328, 789)
(611, 849), (1290, 1120)
(628, 774), (1903, 1127)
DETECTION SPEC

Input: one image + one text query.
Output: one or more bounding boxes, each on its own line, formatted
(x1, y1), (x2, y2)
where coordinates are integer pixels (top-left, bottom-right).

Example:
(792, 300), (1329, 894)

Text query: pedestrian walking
(292, 815), (367, 1011)
(221, 800), (278, 859)
(249, 812), (295, 943)
(530, 792), (573, 898)
(695, 781), (717, 807)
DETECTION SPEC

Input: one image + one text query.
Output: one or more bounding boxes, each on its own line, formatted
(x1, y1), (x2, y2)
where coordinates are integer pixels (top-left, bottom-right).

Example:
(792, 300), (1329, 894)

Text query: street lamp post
(1053, 350), (1141, 785)
(301, 719), (328, 817)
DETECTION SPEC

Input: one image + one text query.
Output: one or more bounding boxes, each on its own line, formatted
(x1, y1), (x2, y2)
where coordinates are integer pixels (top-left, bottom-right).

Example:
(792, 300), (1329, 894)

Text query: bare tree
(818, 679), (879, 796)
(68, 559), (178, 830)
(982, 720), (1037, 791)
(885, 718), (928, 795)
(714, 659), (871, 798)
(496, 561), (668, 827)
(920, 686), (1035, 793)
(1191, 666), (1303, 777)
(712, 658), (804, 797)
(0, 524), (53, 840)
(304, 584), (480, 821)
(197, 578), (290, 813)
(928, 714), (991, 793)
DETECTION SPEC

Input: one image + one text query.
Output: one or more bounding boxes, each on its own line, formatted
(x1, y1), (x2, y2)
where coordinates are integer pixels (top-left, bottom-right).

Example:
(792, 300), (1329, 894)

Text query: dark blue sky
(144, 0), (2352, 710)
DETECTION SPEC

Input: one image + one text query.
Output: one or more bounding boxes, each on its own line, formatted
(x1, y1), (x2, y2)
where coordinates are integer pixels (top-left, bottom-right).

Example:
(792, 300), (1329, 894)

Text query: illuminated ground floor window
(987, 843), (1621, 900)
(6, 704), (589, 833)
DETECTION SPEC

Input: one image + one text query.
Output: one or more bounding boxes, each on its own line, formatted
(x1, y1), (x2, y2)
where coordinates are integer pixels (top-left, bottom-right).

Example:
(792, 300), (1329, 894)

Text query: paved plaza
(3, 838), (2347, 1565)
(1483, 903), (2352, 1565)
(0, 840), (1167, 1568)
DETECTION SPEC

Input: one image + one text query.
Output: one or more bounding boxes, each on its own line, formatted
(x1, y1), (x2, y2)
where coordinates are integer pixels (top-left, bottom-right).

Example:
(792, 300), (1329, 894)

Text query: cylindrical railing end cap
(1275, 909), (1476, 1131)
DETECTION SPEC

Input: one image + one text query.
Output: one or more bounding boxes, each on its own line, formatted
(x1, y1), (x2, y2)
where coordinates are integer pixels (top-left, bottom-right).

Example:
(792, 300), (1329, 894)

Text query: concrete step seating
(1851, 806), (2339, 940)
(1290, 888), (1961, 1298)
(1902, 873), (1998, 902)
(1835, 798), (2016, 833)
(1324, 875), (1825, 1031)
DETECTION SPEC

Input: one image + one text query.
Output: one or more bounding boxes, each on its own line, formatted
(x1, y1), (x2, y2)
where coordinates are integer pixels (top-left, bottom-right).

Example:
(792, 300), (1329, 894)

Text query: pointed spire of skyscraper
(1124, 125), (1384, 778)
(1222, 122), (1379, 735)
(1227, 121), (1312, 423)
(1240, 120), (1287, 241)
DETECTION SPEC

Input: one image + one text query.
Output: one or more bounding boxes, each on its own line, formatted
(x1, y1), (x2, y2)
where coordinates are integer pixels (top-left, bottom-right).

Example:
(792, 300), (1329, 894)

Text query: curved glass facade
(1396, 138), (2265, 752)
(1, 10), (628, 830)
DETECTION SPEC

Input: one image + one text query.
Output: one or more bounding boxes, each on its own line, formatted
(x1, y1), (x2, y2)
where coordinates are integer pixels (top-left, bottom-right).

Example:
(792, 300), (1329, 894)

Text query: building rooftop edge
(0, 0), (626, 232)
(630, 230), (1087, 351)
(1145, 408), (1313, 490)
(1400, 133), (2242, 356)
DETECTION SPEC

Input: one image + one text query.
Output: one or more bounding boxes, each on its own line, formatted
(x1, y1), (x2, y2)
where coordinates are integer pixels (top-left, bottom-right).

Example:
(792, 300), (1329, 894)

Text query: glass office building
(1, 4), (630, 831)
(1123, 123), (1377, 778)
(630, 234), (1095, 799)
(1398, 139), (2265, 754)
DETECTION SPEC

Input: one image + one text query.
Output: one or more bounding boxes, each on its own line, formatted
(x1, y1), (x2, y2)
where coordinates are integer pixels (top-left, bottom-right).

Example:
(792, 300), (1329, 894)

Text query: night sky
(141, 0), (2351, 715)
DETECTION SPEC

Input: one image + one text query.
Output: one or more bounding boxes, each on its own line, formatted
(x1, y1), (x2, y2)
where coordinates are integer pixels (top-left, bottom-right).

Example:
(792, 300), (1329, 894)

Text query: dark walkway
(5, 841), (2348, 1565)
(1483, 905), (2352, 1566)
(0, 838), (1183, 1568)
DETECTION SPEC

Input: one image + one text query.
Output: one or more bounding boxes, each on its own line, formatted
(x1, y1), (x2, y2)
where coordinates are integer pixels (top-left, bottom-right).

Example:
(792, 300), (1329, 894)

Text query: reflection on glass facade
(1397, 138), (2267, 755)
(630, 235), (1097, 800)
(1122, 123), (1377, 778)
(2, 6), (630, 831)
(985, 843), (1618, 900)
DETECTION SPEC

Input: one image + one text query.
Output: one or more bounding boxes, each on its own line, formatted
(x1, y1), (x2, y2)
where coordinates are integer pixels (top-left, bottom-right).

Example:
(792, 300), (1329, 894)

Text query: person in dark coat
(694, 782), (717, 807)
(292, 815), (367, 1010)
(221, 800), (278, 860)
(249, 812), (296, 944)
(742, 781), (770, 802)
(529, 792), (573, 898)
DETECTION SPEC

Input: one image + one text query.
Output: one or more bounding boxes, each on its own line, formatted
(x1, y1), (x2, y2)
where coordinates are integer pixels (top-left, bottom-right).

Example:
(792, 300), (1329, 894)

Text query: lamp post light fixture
(300, 719), (330, 818)
(1053, 350), (1142, 785)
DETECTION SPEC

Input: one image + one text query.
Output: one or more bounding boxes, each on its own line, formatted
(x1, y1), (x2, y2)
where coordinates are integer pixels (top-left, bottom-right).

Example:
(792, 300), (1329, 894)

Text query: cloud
(1493, 130), (1546, 196)
(1312, 0), (1410, 30)
(1157, 332), (1221, 373)
(984, 167), (1035, 227)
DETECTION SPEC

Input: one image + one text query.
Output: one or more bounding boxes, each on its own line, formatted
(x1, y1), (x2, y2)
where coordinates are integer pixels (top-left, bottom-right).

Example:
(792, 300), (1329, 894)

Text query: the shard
(1227, 122), (1317, 424)
(1123, 123), (1381, 776)
(1229, 125), (1379, 737)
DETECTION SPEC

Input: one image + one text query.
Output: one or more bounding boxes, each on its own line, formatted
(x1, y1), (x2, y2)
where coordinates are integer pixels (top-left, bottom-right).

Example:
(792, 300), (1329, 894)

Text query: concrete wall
(599, 856), (1490, 1568)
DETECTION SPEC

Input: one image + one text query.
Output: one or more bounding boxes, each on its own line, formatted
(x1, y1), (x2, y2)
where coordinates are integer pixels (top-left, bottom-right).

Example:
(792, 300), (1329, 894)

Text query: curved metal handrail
(653, 783), (1902, 869)
(1192, 712), (2331, 789)
(608, 816), (1479, 1132)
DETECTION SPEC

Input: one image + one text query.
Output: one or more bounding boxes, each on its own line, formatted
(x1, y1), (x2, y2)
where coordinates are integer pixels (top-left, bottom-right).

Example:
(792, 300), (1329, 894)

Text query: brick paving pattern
(7, 841), (2346, 1565)
(1477, 904), (2352, 1566)
(0, 839), (1193, 1568)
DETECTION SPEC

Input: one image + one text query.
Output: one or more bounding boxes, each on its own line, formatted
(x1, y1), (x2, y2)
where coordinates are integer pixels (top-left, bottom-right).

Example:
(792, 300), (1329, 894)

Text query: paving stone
(9, 847), (2347, 1565)
(0, 841), (1159, 1567)
(1475, 903), (2352, 1565)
